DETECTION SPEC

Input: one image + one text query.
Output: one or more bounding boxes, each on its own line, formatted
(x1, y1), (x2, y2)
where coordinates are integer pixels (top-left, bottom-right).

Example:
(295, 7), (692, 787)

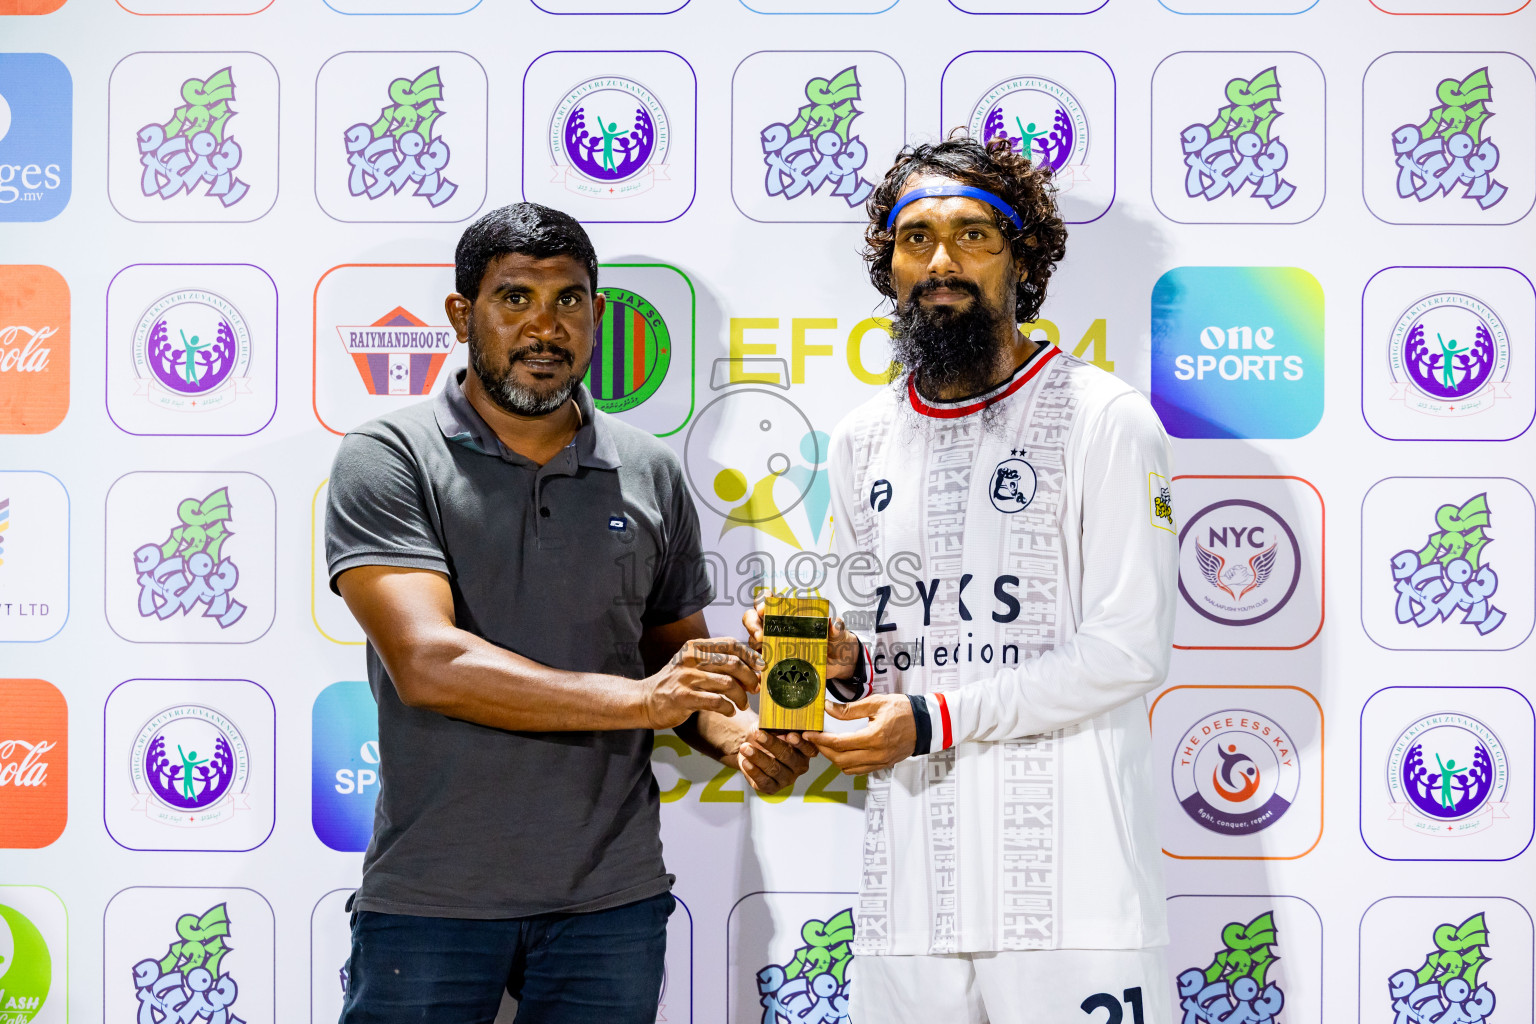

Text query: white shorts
(849, 947), (1171, 1024)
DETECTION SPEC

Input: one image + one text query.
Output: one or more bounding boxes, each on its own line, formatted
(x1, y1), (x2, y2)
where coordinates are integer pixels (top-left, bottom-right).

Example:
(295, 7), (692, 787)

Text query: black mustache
(906, 276), (982, 303)
(510, 345), (574, 365)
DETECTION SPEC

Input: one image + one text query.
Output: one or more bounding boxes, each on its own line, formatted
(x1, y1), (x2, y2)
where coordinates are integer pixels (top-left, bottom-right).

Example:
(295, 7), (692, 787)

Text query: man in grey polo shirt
(326, 203), (816, 1024)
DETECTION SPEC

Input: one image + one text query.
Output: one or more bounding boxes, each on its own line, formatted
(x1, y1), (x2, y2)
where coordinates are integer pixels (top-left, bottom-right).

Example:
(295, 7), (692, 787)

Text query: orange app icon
(0, 265), (70, 433)
(0, 679), (68, 847)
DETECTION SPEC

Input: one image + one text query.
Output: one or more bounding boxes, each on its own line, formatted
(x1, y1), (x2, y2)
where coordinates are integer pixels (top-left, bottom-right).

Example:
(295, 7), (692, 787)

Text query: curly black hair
(863, 131), (1068, 324)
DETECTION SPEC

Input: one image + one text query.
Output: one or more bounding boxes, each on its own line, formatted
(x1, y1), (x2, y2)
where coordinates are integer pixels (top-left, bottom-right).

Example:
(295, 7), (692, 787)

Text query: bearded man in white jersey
(745, 134), (1180, 1022)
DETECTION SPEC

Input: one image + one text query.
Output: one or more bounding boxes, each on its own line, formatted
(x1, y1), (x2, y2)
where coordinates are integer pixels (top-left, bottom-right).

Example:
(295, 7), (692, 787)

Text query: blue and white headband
(884, 184), (1025, 232)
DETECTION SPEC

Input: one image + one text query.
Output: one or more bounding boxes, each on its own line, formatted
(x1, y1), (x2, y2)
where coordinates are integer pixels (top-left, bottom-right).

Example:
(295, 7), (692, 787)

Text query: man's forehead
(485, 252), (589, 288)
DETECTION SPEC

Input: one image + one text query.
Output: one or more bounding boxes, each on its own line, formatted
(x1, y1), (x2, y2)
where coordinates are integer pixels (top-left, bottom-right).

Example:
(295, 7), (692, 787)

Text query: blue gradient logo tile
(1151, 266), (1324, 439)
(311, 680), (377, 852)
(0, 54), (72, 222)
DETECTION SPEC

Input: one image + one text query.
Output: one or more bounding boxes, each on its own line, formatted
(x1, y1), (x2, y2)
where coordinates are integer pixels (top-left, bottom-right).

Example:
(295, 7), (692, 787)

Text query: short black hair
(454, 203), (599, 301)
(864, 132), (1068, 324)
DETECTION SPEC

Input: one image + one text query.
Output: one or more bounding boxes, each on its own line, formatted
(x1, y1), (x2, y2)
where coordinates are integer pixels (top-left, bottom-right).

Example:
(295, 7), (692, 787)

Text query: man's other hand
(741, 597), (860, 680)
(811, 695), (917, 775)
(736, 729), (818, 795)
(641, 638), (761, 729)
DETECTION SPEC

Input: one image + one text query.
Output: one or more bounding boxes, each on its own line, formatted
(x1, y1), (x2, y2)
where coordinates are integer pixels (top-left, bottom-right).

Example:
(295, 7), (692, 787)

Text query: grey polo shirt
(325, 369), (713, 918)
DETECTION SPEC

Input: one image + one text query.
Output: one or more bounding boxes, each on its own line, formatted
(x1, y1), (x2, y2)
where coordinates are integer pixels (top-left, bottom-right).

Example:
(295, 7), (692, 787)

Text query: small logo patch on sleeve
(608, 516), (627, 531)
(1150, 472), (1176, 533)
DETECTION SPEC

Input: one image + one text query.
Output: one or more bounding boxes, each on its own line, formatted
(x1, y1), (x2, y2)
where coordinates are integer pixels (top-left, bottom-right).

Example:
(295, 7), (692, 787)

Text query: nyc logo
(1364, 53), (1534, 226)
(109, 53), (278, 222)
(315, 52), (487, 223)
(0, 54), (72, 221)
(1152, 53), (1325, 224)
(732, 51), (903, 224)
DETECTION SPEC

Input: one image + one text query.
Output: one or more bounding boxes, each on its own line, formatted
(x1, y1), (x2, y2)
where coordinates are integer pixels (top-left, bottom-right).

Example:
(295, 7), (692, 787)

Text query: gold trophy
(758, 593), (830, 732)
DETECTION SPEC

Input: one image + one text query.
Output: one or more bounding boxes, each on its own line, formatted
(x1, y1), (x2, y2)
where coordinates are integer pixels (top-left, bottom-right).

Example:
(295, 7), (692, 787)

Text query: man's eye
(558, 295), (579, 306)
(507, 294), (527, 305)
(906, 232), (926, 244)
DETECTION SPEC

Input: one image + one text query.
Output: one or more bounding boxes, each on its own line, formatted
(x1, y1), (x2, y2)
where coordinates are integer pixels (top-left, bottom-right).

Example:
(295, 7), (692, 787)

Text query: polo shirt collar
(434, 368), (622, 469)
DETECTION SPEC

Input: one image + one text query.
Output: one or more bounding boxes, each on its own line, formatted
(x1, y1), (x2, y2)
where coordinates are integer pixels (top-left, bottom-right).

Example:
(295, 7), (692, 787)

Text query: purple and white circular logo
(1387, 712), (1508, 836)
(549, 77), (669, 194)
(1388, 292), (1510, 417)
(129, 704), (249, 828)
(966, 76), (1089, 179)
(131, 289), (252, 413)
(1178, 498), (1302, 627)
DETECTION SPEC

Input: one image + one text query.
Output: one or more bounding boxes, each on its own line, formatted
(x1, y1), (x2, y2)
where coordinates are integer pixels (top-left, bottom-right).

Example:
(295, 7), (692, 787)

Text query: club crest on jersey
(989, 452), (1037, 514)
(1151, 472), (1176, 533)
(869, 479), (892, 512)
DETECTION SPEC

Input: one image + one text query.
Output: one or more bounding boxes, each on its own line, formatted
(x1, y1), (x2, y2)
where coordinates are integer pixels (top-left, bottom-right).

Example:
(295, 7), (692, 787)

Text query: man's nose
(926, 240), (962, 276)
(525, 303), (561, 338)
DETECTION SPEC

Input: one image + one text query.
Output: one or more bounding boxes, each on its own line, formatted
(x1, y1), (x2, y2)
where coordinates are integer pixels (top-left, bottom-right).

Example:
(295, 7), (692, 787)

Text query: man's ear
(591, 291), (606, 324)
(444, 292), (472, 343)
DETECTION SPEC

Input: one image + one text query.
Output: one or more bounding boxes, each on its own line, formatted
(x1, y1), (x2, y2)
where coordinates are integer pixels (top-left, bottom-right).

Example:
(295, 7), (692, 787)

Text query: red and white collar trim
(906, 344), (1061, 419)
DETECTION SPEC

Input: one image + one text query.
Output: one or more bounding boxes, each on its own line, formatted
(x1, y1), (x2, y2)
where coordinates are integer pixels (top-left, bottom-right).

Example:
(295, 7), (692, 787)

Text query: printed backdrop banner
(0, 2), (1533, 1023)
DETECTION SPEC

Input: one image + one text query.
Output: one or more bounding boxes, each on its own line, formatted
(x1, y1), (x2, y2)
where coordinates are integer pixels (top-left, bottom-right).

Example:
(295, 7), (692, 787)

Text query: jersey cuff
(906, 693), (954, 756)
(828, 634), (875, 704)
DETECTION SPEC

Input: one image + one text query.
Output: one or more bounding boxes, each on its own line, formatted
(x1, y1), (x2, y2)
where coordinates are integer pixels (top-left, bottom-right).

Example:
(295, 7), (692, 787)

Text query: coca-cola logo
(0, 739), (54, 786)
(0, 325), (55, 373)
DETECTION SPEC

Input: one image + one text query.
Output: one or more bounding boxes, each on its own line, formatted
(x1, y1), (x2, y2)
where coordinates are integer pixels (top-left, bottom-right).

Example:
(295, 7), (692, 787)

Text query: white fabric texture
(829, 344), (1178, 956)
(849, 946), (1173, 1024)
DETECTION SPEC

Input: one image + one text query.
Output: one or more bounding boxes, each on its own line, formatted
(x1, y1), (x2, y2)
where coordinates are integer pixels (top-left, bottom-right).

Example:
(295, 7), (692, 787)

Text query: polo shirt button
(540, 506), (551, 518)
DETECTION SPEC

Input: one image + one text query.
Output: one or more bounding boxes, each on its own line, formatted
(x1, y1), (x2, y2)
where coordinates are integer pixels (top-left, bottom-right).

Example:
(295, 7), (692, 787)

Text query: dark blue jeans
(340, 892), (673, 1024)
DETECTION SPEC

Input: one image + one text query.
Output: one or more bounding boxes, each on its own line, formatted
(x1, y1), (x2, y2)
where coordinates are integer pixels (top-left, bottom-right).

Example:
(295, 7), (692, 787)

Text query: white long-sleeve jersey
(830, 343), (1178, 956)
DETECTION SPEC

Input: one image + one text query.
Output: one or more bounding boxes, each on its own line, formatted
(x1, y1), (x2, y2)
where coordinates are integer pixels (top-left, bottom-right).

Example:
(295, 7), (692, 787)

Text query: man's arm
(814, 392), (1178, 773)
(648, 612), (817, 794)
(337, 564), (757, 732)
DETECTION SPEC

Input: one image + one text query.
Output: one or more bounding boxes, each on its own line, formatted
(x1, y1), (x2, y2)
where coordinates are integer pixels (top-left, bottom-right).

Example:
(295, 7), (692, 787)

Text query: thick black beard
(466, 319), (588, 418)
(889, 278), (1012, 401)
